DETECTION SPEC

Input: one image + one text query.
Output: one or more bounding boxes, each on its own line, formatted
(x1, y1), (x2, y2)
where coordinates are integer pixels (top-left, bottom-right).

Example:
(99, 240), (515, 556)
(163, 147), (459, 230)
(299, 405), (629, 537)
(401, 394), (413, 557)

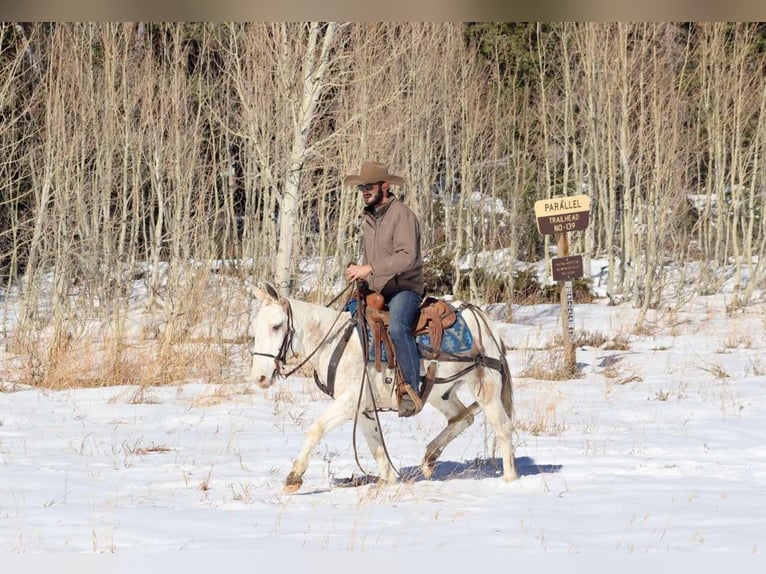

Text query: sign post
(534, 194), (591, 375)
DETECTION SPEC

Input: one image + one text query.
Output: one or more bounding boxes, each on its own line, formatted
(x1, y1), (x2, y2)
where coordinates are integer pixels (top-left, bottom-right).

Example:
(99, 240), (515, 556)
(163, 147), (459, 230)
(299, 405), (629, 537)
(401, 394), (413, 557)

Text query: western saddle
(362, 291), (457, 409)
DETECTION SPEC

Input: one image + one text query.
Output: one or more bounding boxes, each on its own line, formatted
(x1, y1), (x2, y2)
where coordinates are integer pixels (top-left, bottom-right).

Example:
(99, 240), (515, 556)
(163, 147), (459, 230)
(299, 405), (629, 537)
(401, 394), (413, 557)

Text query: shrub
(423, 250), (454, 296)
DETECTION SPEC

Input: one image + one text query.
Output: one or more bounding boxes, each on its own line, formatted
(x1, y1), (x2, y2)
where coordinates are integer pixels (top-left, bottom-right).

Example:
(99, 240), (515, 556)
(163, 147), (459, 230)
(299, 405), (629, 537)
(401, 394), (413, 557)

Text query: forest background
(1, 22), (764, 389)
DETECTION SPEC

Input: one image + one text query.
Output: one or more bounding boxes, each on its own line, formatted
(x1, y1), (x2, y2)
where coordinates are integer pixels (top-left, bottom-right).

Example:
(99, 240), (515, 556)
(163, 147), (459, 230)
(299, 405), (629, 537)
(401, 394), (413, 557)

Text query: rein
(348, 282), (402, 481)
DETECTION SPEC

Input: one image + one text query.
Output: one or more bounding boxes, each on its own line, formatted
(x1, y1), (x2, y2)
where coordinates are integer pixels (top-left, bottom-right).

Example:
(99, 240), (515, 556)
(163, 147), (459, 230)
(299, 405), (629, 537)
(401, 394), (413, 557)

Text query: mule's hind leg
(473, 383), (517, 482)
(421, 393), (479, 479)
(284, 398), (355, 493)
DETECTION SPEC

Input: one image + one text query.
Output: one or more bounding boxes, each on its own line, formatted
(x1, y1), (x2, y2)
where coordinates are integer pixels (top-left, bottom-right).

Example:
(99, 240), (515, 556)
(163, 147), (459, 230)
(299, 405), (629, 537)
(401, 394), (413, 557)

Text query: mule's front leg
(284, 399), (354, 493)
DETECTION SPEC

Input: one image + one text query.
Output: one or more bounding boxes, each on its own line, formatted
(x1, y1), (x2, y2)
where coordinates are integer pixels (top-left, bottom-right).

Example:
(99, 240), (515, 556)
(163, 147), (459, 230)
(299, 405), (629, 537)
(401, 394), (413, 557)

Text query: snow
(1, 259), (765, 556)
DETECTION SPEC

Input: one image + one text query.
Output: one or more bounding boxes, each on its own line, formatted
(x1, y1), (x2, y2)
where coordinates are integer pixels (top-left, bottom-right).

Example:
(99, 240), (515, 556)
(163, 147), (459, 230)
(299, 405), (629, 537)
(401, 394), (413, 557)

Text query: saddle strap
(421, 305), (445, 359)
(367, 309), (396, 373)
(372, 315), (384, 372)
(312, 320), (356, 398)
(420, 361), (437, 404)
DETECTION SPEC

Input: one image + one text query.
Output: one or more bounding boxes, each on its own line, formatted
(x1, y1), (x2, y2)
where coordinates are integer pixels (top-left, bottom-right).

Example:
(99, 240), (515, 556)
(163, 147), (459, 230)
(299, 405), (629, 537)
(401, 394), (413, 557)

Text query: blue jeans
(386, 289), (423, 393)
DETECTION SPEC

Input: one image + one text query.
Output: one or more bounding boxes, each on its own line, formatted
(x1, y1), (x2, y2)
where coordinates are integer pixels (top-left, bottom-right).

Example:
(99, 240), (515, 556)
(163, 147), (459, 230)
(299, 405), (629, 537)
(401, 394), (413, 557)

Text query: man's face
(357, 181), (385, 207)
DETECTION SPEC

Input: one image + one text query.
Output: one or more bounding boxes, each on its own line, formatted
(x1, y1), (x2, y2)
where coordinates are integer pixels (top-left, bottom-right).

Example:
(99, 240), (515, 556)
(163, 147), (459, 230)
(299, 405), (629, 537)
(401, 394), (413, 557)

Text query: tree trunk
(274, 22), (337, 296)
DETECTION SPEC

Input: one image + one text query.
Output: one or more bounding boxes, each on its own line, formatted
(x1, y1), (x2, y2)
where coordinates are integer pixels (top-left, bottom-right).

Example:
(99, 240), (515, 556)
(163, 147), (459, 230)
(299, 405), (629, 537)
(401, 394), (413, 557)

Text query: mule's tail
(498, 338), (514, 421)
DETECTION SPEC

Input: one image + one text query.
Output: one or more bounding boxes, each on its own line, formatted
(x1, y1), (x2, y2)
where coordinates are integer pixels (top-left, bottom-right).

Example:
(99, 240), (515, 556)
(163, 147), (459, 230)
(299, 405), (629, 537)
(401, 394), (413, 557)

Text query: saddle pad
(346, 299), (474, 362)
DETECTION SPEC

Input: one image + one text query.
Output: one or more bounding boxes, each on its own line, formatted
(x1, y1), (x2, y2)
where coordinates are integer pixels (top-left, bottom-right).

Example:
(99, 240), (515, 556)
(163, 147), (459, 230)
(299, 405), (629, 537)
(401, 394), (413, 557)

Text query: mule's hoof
(381, 470), (398, 485)
(284, 472), (303, 493)
(503, 465), (519, 482)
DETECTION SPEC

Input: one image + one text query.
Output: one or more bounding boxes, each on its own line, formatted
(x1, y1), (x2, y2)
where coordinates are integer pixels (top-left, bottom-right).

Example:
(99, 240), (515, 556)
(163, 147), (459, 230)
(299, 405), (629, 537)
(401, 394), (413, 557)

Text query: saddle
(315, 288), (468, 406)
(362, 292), (456, 415)
(363, 293), (457, 373)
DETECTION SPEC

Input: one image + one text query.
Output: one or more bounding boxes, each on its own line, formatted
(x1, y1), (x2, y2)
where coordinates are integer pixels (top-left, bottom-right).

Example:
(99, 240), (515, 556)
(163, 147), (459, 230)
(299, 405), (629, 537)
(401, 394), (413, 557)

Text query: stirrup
(398, 383), (423, 417)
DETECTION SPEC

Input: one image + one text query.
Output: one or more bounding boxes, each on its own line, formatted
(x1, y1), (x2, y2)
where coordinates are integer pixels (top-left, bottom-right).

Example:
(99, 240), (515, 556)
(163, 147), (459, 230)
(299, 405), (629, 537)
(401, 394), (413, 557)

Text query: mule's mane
(285, 295), (352, 348)
(286, 296), (349, 322)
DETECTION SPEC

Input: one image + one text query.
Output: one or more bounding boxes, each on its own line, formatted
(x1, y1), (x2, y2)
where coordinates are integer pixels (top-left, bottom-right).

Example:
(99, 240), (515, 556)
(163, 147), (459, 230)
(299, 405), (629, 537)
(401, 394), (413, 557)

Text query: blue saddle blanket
(347, 299), (474, 361)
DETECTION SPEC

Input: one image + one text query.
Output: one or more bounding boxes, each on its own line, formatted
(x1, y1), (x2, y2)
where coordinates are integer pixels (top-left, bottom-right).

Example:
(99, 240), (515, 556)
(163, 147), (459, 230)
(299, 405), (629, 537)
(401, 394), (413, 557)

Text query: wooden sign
(534, 194), (591, 235)
(551, 255), (584, 282)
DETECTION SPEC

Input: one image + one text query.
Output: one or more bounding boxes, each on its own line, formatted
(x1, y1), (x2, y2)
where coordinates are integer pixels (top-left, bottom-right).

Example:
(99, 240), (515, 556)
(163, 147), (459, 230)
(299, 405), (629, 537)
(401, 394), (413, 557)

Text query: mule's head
(248, 283), (294, 389)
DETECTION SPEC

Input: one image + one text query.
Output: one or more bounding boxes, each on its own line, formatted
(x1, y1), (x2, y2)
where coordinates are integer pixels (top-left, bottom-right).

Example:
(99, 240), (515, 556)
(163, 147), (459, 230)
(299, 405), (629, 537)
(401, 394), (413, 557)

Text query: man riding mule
(344, 161), (425, 417)
(247, 161), (517, 493)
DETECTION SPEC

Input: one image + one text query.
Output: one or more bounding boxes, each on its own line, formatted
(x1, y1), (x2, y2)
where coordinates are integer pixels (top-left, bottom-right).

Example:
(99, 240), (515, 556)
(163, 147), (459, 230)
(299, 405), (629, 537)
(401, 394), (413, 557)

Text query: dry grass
(615, 374), (643, 385)
(519, 348), (579, 381)
(122, 439), (172, 456)
(3, 263), (254, 392)
(603, 333), (632, 351)
(189, 384), (257, 407)
(573, 329), (632, 351)
(272, 385), (295, 405)
(573, 330), (608, 348)
(722, 332), (753, 350)
(746, 356), (764, 376)
(6, 328), (238, 390)
(190, 386), (235, 408)
(725, 296), (747, 314)
(632, 321), (659, 337)
(108, 386), (162, 405)
(514, 395), (566, 436)
(0, 382), (25, 393)
(602, 366), (620, 379)
(699, 361), (730, 379)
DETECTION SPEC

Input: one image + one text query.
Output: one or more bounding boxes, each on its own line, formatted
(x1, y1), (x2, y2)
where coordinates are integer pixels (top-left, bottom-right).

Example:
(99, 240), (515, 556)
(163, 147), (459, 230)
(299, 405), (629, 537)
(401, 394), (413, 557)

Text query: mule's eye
(271, 324), (282, 332)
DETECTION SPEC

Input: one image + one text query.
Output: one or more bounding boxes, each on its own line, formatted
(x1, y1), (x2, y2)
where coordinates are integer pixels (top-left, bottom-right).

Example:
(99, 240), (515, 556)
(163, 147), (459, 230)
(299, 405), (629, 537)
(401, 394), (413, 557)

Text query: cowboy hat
(343, 161), (406, 187)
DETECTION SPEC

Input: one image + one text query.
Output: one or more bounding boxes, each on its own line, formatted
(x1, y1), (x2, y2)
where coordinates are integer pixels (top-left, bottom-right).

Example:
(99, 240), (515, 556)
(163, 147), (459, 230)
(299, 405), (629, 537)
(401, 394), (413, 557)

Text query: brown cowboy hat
(343, 161), (406, 187)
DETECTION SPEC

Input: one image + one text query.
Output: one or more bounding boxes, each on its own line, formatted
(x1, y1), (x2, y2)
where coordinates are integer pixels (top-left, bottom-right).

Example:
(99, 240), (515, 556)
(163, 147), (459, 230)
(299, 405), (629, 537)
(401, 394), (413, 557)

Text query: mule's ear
(244, 278), (268, 302)
(264, 281), (280, 300)
(250, 286), (268, 301)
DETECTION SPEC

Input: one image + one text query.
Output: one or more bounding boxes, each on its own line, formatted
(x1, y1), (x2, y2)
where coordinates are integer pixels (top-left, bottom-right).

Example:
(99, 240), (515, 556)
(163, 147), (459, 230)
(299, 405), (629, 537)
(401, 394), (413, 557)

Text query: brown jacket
(361, 196), (424, 296)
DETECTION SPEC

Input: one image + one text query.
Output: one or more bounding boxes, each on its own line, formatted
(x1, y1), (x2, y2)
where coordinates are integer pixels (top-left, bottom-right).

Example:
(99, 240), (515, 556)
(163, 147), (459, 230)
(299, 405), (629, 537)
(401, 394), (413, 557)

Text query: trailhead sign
(534, 194), (591, 235)
(533, 194), (592, 375)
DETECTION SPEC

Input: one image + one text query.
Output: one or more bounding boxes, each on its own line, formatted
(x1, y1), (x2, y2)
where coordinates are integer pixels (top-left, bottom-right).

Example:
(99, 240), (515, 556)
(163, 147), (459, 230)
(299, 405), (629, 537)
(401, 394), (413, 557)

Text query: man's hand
(345, 264), (372, 282)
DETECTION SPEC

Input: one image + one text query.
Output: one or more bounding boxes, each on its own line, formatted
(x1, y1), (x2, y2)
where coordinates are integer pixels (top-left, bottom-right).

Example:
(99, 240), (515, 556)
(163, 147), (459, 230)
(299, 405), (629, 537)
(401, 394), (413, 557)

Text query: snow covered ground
(1, 261), (765, 555)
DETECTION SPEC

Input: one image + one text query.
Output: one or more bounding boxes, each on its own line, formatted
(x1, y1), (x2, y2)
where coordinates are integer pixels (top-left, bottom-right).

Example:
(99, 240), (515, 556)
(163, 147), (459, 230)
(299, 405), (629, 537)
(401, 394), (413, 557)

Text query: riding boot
(398, 380), (423, 418)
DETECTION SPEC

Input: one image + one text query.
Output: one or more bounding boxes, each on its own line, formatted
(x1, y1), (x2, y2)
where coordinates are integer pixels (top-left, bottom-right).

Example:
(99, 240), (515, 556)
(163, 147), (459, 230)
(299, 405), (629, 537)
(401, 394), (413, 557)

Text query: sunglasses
(357, 181), (383, 192)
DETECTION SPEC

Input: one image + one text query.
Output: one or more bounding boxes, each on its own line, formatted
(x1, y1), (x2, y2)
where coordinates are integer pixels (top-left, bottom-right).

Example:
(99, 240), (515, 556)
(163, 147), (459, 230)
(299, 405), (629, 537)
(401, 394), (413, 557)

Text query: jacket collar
(364, 195), (398, 219)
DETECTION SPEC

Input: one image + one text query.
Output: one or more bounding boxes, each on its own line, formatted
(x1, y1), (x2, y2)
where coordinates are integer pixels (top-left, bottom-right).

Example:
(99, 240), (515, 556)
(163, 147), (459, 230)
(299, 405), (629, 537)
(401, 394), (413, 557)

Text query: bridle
(251, 285), (353, 385)
(251, 298), (297, 385)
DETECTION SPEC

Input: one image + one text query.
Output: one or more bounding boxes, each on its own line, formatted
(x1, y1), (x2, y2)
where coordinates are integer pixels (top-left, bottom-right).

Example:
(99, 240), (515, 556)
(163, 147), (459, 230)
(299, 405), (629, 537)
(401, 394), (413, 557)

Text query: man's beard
(364, 188), (384, 208)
